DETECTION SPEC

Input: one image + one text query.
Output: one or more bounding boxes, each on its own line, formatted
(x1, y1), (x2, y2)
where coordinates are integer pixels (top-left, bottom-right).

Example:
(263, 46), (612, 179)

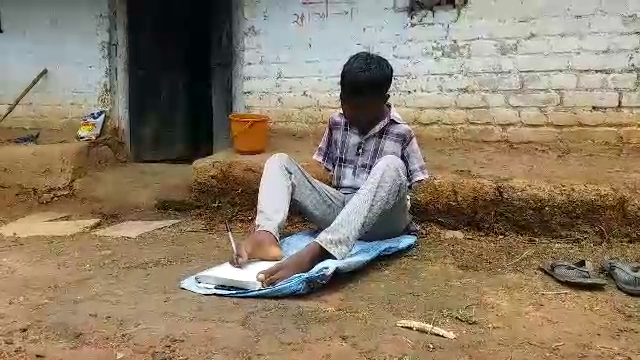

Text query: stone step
(192, 152), (640, 240)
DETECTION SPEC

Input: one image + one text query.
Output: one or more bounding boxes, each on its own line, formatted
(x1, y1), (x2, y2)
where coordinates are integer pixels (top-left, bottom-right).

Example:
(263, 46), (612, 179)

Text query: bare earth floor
(0, 206), (639, 360)
(2, 129), (640, 359)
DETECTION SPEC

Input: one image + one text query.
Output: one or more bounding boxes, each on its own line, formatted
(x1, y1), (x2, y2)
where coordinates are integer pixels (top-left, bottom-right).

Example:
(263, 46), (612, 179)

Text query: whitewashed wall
(0, 0), (110, 128)
(241, 0), (640, 144)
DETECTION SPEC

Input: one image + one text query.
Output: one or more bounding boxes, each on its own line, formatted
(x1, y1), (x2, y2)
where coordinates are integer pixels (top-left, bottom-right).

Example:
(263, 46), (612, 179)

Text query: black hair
(340, 52), (393, 99)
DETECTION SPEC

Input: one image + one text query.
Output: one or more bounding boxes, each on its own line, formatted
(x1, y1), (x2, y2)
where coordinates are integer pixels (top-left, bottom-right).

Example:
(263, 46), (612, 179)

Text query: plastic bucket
(229, 113), (269, 155)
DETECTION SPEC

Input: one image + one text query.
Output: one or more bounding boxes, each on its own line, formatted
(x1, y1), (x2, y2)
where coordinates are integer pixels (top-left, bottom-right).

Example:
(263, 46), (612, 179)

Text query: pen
(225, 221), (238, 256)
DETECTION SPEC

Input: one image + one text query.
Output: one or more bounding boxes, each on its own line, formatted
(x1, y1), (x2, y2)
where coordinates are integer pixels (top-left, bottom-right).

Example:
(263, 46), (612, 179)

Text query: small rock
(70, 330), (83, 340)
(4, 338), (14, 345)
(89, 312), (98, 318)
(151, 351), (172, 360)
(116, 352), (125, 359)
(168, 336), (184, 344)
(38, 194), (54, 204)
(52, 189), (71, 197)
(14, 345), (25, 353)
(443, 230), (465, 240)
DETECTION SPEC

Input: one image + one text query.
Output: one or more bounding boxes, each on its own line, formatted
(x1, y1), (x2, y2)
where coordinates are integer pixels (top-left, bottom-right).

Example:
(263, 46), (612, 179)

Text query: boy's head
(340, 52), (393, 132)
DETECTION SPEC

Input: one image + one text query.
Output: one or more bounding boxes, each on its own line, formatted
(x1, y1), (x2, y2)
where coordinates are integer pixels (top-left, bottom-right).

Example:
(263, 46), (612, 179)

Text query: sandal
(540, 260), (607, 287)
(602, 259), (640, 296)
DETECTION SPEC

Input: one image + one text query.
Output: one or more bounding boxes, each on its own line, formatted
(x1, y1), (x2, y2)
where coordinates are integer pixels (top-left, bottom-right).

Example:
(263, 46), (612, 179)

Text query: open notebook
(194, 261), (278, 290)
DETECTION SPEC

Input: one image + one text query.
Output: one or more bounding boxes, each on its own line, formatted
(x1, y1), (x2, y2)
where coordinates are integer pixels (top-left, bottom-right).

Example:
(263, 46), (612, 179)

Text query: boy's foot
(257, 241), (329, 286)
(230, 230), (283, 267)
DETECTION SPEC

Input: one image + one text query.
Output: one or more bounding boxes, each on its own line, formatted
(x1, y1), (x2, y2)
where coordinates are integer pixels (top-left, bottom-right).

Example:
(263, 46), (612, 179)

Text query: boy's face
(340, 94), (389, 133)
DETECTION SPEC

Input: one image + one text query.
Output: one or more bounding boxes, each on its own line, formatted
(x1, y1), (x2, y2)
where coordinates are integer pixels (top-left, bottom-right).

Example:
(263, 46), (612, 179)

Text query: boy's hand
(229, 230), (283, 267)
(230, 242), (250, 267)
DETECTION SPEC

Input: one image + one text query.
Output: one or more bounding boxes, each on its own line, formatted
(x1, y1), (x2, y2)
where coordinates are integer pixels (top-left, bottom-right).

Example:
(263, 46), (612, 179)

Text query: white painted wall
(0, 0), (110, 128)
(241, 0), (640, 144)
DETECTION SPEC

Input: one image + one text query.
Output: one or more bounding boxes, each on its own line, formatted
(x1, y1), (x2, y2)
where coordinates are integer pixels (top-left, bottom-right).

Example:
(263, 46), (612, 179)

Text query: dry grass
(192, 158), (640, 242)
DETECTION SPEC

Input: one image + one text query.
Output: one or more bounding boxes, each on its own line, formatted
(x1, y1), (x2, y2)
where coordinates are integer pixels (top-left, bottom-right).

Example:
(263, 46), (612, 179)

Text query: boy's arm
(312, 124), (334, 172)
(402, 132), (428, 187)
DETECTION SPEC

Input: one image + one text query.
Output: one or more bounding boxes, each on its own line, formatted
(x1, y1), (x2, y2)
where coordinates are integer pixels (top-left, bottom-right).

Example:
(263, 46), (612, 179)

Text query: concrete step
(192, 150), (640, 240)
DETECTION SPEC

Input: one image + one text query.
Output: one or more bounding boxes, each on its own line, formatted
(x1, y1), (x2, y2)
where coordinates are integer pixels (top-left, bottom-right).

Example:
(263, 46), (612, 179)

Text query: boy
(231, 52), (428, 286)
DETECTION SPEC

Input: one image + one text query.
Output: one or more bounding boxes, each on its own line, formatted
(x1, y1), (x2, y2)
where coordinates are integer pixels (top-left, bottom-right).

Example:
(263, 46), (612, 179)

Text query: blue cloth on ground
(180, 230), (417, 298)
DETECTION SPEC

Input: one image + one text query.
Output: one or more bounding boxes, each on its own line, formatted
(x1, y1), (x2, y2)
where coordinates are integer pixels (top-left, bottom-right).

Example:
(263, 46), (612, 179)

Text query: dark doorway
(127, 0), (233, 161)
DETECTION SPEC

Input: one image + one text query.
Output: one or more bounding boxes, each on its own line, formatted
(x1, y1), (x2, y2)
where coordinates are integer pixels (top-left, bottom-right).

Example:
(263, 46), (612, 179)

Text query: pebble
(167, 336), (184, 344)
(52, 189), (71, 197)
(38, 194), (54, 204)
(443, 230), (465, 240)
(151, 351), (172, 360)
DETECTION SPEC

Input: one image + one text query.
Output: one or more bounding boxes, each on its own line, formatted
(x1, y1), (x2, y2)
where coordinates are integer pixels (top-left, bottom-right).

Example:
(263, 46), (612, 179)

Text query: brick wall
(241, 0), (640, 144)
(0, 0), (110, 129)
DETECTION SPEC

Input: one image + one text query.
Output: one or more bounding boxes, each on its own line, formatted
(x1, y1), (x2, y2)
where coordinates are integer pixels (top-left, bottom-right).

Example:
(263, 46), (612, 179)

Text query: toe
(257, 262), (282, 283)
(264, 270), (288, 287)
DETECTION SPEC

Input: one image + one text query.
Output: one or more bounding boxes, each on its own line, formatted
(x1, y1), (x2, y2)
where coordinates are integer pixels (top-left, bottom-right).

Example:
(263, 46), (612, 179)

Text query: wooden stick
(396, 320), (457, 339)
(539, 291), (570, 295)
(0, 68), (48, 123)
(504, 249), (535, 268)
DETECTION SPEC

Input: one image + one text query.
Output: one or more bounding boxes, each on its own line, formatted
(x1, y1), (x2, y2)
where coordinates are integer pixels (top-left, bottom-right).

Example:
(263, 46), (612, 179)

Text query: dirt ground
(0, 203), (639, 360)
(2, 128), (640, 359)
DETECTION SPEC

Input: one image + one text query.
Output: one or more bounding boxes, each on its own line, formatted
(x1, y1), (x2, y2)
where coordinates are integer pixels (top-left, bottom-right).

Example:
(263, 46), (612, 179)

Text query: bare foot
(257, 242), (330, 286)
(230, 230), (283, 267)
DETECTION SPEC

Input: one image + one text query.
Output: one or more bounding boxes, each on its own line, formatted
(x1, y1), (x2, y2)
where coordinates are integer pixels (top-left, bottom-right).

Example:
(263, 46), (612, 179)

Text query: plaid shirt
(313, 106), (428, 193)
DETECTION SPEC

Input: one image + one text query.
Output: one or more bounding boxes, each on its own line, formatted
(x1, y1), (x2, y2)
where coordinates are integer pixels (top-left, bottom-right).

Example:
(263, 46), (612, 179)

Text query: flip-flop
(540, 260), (607, 287)
(602, 259), (640, 296)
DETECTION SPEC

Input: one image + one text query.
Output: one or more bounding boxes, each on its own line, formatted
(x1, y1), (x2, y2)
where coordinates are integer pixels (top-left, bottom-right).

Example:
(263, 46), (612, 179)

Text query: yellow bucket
(229, 113), (269, 155)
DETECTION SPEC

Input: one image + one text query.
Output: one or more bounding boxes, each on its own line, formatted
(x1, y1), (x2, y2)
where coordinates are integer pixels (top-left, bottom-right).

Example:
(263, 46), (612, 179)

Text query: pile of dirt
(192, 155), (640, 241)
(413, 176), (635, 236)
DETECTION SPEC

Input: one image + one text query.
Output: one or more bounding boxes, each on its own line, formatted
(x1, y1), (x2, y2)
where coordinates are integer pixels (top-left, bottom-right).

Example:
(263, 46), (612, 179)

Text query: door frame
(108, 0), (244, 157)
(109, 0), (130, 152)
